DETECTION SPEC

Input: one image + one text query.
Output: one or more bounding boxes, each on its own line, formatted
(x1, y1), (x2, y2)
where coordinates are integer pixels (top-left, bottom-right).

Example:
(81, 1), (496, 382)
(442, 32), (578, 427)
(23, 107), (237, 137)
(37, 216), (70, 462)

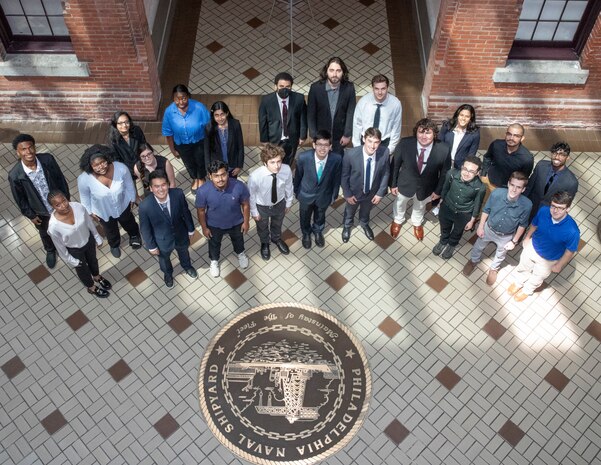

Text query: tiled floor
(1, 140), (600, 465)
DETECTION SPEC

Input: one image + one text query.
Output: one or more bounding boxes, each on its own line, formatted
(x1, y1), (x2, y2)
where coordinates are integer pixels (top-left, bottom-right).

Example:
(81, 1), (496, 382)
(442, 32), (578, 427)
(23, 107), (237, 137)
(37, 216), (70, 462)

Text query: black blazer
(258, 91), (307, 147)
(391, 137), (451, 201)
(293, 150), (342, 208)
(204, 118), (245, 170)
(524, 160), (579, 219)
(341, 145), (390, 201)
(307, 80), (356, 152)
(9, 153), (70, 219)
(139, 188), (195, 251)
(111, 125), (146, 174)
(438, 121), (480, 169)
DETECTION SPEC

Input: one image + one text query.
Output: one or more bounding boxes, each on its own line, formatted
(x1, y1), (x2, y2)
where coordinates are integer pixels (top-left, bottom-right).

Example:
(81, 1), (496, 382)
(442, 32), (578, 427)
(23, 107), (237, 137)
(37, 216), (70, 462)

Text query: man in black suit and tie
(259, 72), (307, 166)
(139, 170), (198, 288)
(524, 141), (578, 222)
(390, 118), (451, 241)
(308, 57), (356, 155)
(293, 130), (342, 249)
(341, 127), (390, 243)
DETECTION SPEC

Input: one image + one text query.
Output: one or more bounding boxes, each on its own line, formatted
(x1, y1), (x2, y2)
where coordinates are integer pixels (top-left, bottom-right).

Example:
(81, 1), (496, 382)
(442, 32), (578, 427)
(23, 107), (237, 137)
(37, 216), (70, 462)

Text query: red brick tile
(108, 359), (132, 383)
(126, 267), (148, 287)
(206, 41), (224, 53)
(168, 312), (193, 335)
(483, 318), (507, 341)
(28, 265), (50, 285)
(1, 356), (26, 379)
(224, 269), (247, 289)
(425, 273), (448, 292)
(65, 310), (89, 332)
(41, 409), (67, 435)
(379, 316), (402, 338)
(242, 67), (261, 80)
(384, 419), (410, 445)
(322, 18), (339, 29)
(154, 413), (179, 439)
(498, 420), (525, 447)
(436, 366), (461, 390)
(325, 271), (348, 291)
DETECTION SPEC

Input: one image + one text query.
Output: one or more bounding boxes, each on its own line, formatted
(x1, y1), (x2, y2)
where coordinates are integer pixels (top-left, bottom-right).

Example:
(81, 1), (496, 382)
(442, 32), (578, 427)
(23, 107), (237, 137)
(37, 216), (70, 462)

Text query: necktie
(282, 100), (289, 137)
(544, 172), (557, 195)
(417, 148), (426, 173)
(271, 173), (278, 204)
(159, 201), (170, 218)
(373, 104), (382, 129)
(364, 157), (372, 194)
(317, 161), (324, 182)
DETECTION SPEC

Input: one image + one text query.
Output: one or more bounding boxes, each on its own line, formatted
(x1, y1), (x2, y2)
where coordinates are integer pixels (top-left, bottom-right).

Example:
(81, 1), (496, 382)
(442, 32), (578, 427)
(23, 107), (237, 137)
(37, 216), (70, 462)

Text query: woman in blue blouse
(438, 104), (480, 169)
(204, 101), (245, 178)
(162, 84), (211, 194)
(77, 145), (141, 258)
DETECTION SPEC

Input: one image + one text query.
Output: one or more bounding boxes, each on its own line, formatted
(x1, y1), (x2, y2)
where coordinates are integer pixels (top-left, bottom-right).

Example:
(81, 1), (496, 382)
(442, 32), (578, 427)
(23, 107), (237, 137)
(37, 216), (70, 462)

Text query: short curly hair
(79, 144), (115, 174)
(12, 133), (35, 150)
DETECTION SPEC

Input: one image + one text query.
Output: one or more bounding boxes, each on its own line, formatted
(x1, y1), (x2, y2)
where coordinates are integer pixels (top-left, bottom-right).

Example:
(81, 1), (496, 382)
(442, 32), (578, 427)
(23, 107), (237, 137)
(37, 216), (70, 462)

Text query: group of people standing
(8, 56), (581, 302)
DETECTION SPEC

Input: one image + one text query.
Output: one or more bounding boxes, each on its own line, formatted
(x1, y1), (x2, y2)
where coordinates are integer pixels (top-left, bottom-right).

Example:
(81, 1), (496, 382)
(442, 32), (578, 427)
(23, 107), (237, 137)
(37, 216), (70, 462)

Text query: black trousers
(298, 200), (327, 235)
(279, 139), (298, 166)
(98, 204), (140, 248)
(438, 202), (472, 247)
(67, 234), (99, 288)
(255, 200), (286, 244)
(35, 215), (56, 252)
(208, 223), (245, 261)
(343, 197), (374, 228)
(176, 141), (206, 179)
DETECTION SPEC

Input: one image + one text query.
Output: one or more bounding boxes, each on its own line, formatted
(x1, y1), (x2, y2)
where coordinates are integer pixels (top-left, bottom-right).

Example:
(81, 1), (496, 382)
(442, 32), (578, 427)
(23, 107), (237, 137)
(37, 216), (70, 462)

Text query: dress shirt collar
(21, 158), (41, 175)
(154, 193), (170, 207)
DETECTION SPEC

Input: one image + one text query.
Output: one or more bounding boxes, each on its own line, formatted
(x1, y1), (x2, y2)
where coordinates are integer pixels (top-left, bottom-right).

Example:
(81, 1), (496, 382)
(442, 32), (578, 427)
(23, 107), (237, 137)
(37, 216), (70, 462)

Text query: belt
(488, 224), (512, 236)
(258, 199), (285, 209)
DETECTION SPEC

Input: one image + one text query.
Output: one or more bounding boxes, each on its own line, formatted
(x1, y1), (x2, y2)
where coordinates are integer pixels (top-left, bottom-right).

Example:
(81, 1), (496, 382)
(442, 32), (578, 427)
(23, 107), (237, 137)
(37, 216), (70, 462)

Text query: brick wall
(0, 0), (161, 122)
(423, 0), (601, 128)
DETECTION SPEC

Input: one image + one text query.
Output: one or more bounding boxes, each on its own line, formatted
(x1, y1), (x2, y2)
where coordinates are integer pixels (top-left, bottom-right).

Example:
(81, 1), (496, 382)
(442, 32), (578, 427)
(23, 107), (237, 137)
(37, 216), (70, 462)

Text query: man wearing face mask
(259, 72), (308, 166)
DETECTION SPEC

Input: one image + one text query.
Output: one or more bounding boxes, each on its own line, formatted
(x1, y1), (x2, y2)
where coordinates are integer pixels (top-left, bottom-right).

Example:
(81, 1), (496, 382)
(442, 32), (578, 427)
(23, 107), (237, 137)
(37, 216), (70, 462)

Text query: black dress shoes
(362, 225), (374, 240)
(274, 239), (290, 255)
(342, 227), (351, 243)
(95, 276), (112, 289)
(302, 234), (312, 249)
(87, 286), (109, 298)
(314, 231), (325, 247)
(164, 274), (174, 288)
(46, 251), (57, 269)
(261, 243), (271, 260)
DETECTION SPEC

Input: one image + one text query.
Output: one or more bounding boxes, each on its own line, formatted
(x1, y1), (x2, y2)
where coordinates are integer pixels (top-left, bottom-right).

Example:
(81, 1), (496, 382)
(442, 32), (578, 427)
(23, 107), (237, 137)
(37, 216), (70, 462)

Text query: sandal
(95, 276), (112, 289)
(87, 286), (109, 298)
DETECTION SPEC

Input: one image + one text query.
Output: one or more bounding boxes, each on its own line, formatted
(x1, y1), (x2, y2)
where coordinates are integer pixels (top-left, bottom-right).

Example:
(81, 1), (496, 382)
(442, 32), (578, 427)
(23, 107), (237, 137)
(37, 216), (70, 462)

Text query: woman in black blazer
(107, 110), (147, 179)
(204, 101), (245, 178)
(438, 104), (480, 169)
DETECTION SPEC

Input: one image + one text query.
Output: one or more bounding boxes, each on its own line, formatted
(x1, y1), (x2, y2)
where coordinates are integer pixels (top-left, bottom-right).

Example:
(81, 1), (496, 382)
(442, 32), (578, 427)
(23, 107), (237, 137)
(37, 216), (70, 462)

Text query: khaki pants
(513, 240), (556, 295)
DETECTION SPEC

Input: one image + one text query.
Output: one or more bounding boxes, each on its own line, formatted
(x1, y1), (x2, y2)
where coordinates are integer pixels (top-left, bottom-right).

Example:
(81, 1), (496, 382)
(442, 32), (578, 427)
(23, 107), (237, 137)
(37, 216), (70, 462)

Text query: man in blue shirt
(508, 191), (580, 302)
(462, 171), (532, 285)
(196, 160), (250, 278)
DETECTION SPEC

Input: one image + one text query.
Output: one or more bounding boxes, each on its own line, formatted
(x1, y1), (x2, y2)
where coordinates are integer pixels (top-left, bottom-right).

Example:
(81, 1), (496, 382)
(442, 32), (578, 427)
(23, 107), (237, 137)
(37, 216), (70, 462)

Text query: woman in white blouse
(47, 190), (112, 298)
(77, 145), (141, 258)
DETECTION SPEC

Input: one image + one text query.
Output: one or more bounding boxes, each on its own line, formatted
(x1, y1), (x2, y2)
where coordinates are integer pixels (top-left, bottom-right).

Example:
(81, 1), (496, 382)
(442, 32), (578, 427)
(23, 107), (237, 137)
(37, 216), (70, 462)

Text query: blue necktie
(159, 202), (170, 219)
(364, 157), (372, 194)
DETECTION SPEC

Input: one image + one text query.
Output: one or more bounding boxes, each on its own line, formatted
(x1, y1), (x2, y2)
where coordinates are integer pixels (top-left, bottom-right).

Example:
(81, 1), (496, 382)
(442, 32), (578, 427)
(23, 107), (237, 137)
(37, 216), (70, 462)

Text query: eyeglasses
(116, 121), (130, 126)
(506, 132), (523, 139)
(461, 167), (478, 175)
(92, 160), (108, 169)
(140, 152), (154, 159)
(552, 151), (568, 158)
(550, 204), (567, 211)
(315, 143), (330, 148)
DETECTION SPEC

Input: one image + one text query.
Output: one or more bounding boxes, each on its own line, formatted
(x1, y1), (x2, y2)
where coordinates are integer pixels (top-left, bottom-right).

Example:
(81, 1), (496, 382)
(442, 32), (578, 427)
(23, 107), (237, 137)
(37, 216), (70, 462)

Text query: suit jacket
(111, 125), (146, 174)
(307, 80), (356, 148)
(8, 153), (70, 219)
(139, 188), (195, 252)
(525, 160), (579, 218)
(438, 121), (480, 169)
(258, 91), (307, 147)
(204, 118), (245, 170)
(293, 150), (342, 208)
(391, 137), (451, 200)
(341, 145), (390, 201)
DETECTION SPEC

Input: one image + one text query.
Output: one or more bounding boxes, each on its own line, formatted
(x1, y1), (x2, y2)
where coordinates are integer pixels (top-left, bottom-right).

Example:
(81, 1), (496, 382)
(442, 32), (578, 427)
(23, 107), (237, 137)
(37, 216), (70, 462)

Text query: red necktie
(417, 148), (425, 173)
(282, 101), (289, 137)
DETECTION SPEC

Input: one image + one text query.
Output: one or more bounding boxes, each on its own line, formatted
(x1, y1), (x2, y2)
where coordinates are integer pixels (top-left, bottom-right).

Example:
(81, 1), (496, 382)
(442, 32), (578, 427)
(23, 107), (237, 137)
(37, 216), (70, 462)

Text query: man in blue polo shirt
(196, 160), (250, 277)
(508, 191), (580, 302)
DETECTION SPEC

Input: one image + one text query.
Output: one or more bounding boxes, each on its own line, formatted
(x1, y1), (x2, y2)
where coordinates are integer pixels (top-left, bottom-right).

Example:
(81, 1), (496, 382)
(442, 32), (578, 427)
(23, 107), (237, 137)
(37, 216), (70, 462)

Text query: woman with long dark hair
(162, 84), (211, 193)
(204, 101), (245, 178)
(438, 104), (480, 169)
(107, 110), (147, 178)
(134, 142), (176, 197)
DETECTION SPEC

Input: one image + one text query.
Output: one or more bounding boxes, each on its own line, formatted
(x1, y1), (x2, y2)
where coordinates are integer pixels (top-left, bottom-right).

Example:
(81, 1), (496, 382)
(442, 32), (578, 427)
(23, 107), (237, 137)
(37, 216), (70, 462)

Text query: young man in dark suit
(293, 130), (342, 249)
(139, 170), (197, 288)
(524, 141), (578, 222)
(8, 133), (70, 269)
(258, 72), (307, 166)
(340, 127), (389, 243)
(390, 118), (451, 241)
(307, 57), (356, 155)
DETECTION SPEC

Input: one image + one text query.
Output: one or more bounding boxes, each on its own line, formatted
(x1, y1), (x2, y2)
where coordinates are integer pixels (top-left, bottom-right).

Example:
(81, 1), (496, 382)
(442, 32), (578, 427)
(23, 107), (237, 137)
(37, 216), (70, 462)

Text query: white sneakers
(210, 260), (220, 278)
(238, 252), (249, 269)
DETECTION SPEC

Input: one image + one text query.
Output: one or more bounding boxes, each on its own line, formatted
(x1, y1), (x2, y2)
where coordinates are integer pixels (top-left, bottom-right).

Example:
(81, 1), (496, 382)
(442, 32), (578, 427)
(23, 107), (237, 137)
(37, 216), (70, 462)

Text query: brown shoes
(413, 225), (424, 241)
(390, 222), (402, 238)
(507, 282), (521, 296)
(486, 269), (498, 286)
(514, 291), (529, 302)
(462, 260), (476, 276)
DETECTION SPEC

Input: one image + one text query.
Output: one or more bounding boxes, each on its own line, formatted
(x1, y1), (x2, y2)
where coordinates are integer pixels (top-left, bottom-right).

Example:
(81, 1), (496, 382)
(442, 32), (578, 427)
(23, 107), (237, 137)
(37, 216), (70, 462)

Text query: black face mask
(277, 88), (290, 99)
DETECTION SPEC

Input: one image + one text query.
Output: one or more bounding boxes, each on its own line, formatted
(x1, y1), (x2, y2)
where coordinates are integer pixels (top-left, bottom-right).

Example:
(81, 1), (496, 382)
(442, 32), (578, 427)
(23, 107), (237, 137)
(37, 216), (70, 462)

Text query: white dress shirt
(416, 142), (433, 174)
(352, 93), (402, 152)
(77, 161), (136, 221)
(47, 202), (102, 267)
(248, 164), (294, 217)
(450, 128), (466, 164)
(315, 154), (328, 174)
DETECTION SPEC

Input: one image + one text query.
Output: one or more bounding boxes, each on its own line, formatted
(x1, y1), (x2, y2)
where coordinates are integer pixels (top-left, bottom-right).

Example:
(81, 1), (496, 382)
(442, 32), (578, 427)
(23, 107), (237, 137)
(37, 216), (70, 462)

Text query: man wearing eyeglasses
(481, 123), (533, 205)
(508, 191), (580, 302)
(433, 156), (485, 259)
(293, 130), (342, 249)
(524, 141), (579, 222)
